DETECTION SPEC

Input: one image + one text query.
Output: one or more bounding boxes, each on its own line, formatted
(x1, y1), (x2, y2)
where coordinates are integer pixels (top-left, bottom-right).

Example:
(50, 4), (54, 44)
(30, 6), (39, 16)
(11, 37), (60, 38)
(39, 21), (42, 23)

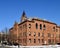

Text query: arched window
(36, 23), (38, 29)
(43, 24), (46, 30)
(53, 27), (55, 32)
(40, 24), (42, 30)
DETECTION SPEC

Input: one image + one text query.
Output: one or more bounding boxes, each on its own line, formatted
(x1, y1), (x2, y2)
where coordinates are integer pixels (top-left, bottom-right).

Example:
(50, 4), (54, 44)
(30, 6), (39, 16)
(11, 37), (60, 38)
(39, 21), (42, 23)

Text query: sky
(0, 0), (60, 31)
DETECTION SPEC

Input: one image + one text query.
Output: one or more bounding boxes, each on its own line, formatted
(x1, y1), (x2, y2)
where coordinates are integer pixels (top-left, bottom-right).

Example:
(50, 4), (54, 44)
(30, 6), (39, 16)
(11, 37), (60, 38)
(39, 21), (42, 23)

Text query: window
(48, 39), (51, 44)
(56, 34), (59, 38)
(51, 39), (54, 44)
(42, 33), (44, 37)
(38, 32), (40, 37)
(40, 24), (42, 30)
(34, 39), (36, 43)
(42, 39), (44, 43)
(25, 39), (26, 43)
(23, 39), (26, 43)
(29, 39), (31, 43)
(29, 32), (31, 36)
(20, 26), (22, 30)
(43, 24), (46, 30)
(48, 33), (51, 37)
(23, 24), (26, 28)
(36, 23), (38, 29)
(34, 32), (36, 36)
(23, 32), (26, 36)
(38, 39), (40, 43)
(20, 33), (22, 37)
(29, 24), (31, 28)
(56, 29), (58, 32)
(53, 27), (55, 32)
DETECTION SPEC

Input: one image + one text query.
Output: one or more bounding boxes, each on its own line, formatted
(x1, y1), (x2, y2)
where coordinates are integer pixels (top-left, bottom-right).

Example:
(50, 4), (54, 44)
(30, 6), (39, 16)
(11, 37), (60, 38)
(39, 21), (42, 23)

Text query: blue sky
(0, 0), (60, 31)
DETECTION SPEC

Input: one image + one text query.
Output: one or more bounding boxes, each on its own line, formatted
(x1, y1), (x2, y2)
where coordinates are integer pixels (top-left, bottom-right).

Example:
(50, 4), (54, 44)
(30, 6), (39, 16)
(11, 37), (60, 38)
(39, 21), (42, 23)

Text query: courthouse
(9, 11), (60, 46)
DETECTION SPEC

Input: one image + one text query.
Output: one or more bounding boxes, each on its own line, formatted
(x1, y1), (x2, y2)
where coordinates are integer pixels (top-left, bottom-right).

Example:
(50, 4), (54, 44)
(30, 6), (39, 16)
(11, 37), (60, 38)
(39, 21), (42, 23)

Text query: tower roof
(22, 11), (27, 18)
(22, 11), (26, 16)
(21, 11), (27, 22)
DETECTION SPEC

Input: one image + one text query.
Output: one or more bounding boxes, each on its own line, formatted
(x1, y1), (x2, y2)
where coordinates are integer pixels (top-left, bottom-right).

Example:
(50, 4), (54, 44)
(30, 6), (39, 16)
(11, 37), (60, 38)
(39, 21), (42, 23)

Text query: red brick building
(9, 11), (60, 46)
